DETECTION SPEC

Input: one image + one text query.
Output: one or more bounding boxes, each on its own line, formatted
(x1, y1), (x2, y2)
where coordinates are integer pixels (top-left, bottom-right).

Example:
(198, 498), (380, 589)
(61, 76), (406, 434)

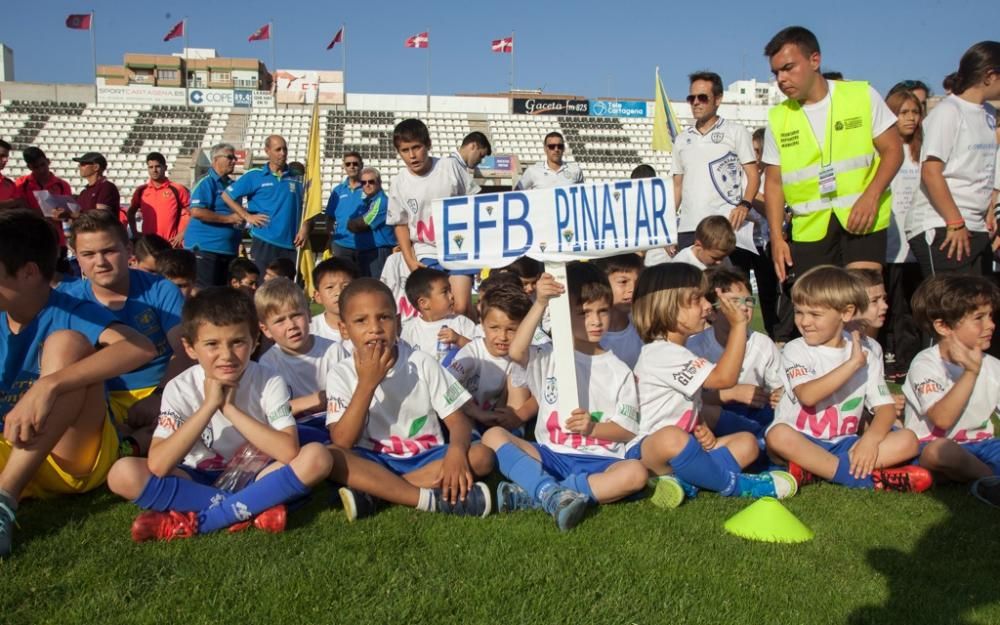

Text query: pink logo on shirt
(369, 434), (439, 456)
(675, 409), (697, 433)
(927, 426), (992, 443)
(795, 405), (858, 439)
(545, 411), (615, 450)
(416, 217), (435, 243)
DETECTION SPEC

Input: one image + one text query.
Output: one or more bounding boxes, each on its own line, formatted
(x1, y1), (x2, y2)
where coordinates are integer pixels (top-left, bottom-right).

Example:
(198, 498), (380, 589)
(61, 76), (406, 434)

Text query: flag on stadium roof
(299, 100), (323, 297)
(326, 27), (344, 50)
(65, 14), (92, 30)
(491, 37), (513, 53)
(163, 20), (184, 42)
(652, 67), (682, 153)
(405, 32), (429, 48)
(248, 23), (270, 42)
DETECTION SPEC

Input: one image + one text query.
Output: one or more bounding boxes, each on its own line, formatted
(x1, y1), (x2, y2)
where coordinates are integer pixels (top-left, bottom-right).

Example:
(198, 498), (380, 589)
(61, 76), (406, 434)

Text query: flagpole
(183, 18), (189, 104)
(90, 11), (97, 102)
(270, 21), (277, 109)
(425, 28), (431, 113)
(509, 31), (515, 94)
(341, 23), (347, 93)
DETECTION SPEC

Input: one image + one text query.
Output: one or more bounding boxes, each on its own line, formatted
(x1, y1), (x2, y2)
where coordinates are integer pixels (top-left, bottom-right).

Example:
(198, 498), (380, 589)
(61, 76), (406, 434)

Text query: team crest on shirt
(407, 199), (419, 215)
(543, 376), (558, 404)
(708, 152), (742, 205)
(711, 132), (724, 143)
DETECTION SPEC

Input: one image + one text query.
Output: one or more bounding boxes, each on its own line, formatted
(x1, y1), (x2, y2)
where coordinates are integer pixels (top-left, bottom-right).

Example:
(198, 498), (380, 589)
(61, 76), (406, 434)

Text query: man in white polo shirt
(515, 132), (584, 190)
(672, 71), (759, 250)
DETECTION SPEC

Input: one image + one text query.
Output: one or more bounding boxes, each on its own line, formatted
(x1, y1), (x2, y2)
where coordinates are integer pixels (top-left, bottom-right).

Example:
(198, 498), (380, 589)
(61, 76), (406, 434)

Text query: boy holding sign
(481, 262), (646, 532)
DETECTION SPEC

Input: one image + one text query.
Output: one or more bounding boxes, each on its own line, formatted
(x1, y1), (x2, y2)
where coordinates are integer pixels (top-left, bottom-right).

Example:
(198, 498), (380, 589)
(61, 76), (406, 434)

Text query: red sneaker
(788, 462), (818, 487)
(131, 511), (198, 542)
(872, 466), (933, 493)
(226, 505), (287, 534)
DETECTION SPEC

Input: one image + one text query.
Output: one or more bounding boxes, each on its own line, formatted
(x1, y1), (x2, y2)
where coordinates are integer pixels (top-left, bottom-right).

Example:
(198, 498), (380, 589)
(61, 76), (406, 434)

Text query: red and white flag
(248, 23), (270, 42)
(405, 32), (429, 49)
(65, 14), (92, 30)
(163, 20), (184, 42)
(326, 27), (344, 50)
(491, 37), (513, 53)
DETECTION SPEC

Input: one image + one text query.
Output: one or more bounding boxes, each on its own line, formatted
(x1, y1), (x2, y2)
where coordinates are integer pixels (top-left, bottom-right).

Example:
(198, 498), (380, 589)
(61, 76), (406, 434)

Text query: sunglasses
(344, 161), (361, 167)
(546, 143), (565, 150)
(360, 179), (379, 186)
(218, 154), (237, 160)
(686, 94), (711, 104)
(712, 296), (757, 309)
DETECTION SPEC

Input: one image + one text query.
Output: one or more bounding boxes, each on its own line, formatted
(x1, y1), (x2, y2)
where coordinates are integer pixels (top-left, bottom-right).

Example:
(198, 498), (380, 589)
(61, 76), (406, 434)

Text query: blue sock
(197, 465), (309, 534)
(715, 408), (764, 438)
(670, 436), (737, 495)
(133, 475), (225, 512)
(831, 454), (875, 489)
(558, 473), (595, 504)
(496, 443), (557, 502)
(709, 446), (743, 476)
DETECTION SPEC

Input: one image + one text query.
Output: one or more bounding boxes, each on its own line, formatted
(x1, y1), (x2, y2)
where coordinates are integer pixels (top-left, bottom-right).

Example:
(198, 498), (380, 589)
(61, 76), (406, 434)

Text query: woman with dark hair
(882, 89), (925, 377)
(905, 40), (1000, 278)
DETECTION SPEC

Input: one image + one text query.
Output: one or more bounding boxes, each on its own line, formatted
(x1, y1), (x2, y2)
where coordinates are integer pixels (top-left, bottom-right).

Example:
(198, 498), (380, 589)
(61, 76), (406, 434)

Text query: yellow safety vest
(768, 80), (891, 242)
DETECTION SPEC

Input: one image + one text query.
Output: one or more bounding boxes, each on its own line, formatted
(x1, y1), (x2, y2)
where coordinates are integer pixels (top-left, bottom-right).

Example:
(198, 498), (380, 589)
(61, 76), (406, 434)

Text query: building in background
(97, 48), (271, 92)
(723, 79), (784, 105)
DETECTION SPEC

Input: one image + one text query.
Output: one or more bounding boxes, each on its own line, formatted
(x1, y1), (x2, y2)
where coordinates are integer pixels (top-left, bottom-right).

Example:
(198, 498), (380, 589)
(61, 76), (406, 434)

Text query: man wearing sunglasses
(325, 151), (367, 262)
(514, 131), (584, 190)
(184, 143), (244, 288)
(339, 166), (396, 278)
(673, 71), (759, 250)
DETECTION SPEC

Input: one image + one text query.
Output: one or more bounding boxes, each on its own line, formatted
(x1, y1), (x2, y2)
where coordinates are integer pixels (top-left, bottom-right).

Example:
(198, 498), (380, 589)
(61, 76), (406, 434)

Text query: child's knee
(892, 429), (920, 456)
(40, 330), (95, 371)
(293, 442), (335, 484)
(919, 438), (953, 469)
(647, 426), (689, 458)
(107, 457), (151, 500)
(621, 460), (648, 491)
(480, 426), (513, 450)
(765, 424), (795, 452)
(468, 444), (495, 476)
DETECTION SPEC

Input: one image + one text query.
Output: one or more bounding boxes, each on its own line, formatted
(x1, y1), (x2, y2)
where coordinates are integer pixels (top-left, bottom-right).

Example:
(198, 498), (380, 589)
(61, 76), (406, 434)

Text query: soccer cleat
(435, 482), (492, 518)
(496, 481), (538, 513)
(871, 466), (933, 493)
(131, 510), (198, 542)
(970, 476), (1000, 508)
(227, 504), (287, 534)
(649, 476), (686, 510)
(539, 486), (588, 531)
(788, 462), (818, 487)
(734, 471), (798, 499)
(338, 487), (383, 522)
(0, 500), (15, 558)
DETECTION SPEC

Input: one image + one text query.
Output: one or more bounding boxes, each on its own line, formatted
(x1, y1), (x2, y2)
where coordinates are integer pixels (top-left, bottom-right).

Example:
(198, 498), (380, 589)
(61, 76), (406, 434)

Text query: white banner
(433, 177), (677, 269)
(97, 85), (186, 105)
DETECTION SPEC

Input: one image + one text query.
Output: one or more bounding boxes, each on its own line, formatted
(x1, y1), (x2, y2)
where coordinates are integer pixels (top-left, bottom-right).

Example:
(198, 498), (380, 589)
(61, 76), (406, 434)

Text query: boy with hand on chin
(326, 279), (494, 521)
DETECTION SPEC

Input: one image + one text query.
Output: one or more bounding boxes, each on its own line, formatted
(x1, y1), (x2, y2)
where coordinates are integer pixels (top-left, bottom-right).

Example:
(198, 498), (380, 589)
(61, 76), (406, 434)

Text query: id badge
(818, 165), (837, 195)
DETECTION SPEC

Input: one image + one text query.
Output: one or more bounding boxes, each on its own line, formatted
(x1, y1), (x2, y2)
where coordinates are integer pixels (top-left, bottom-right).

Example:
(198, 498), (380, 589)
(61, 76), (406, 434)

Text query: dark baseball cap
(73, 152), (107, 169)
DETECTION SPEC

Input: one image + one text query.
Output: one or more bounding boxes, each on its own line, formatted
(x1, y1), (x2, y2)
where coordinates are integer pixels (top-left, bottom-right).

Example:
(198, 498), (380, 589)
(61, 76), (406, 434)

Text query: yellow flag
(299, 100), (323, 296)
(652, 67), (682, 153)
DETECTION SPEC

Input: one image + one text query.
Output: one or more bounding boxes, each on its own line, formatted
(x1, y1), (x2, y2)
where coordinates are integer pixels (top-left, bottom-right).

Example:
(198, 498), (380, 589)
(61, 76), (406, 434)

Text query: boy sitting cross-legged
(107, 287), (333, 541)
(482, 262), (648, 532)
(765, 265), (932, 493)
(902, 275), (1000, 505)
(326, 278), (495, 521)
(257, 278), (347, 444)
(0, 210), (157, 557)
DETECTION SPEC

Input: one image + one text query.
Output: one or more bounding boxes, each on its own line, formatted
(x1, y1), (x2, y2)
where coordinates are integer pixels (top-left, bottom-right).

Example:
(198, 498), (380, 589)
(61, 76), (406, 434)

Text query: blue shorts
(803, 434), (858, 456)
(176, 465), (224, 485)
(420, 257), (481, 277)
(918, 438), (1000, 474)
(296, 417), (331, 445)
(625, 438), (644, 461)
(722, 404), (775, 428)
(353, 445), (450, 476)
(534, 444), (623, 479)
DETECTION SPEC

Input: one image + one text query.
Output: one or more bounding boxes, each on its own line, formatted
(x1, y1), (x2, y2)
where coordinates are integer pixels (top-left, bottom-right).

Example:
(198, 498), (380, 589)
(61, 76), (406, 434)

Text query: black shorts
(908, 228), (992, 279)
(790, 217), (887, 278)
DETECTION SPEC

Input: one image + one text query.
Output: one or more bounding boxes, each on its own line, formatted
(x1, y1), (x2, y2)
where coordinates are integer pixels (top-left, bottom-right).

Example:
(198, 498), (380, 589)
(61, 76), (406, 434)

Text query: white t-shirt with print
(672, 118), (757, 233)
(472, 322), (551, 346)
(309, 313), (342, 343)
(400, 314), (476, 358)
(387, 156), (472, 260)
(514, 161), (585, 190)
(633, 340), (714, 442)
(762, 82), (897, 166)
(906, 95), (999, 238)
(447, 338), (516, 410)
(887, 154), (920, 263)
(153, 362), (296, 471)
(903, 345), (1000, 443)
(511, 344), (639, 458)
(259, 336), (346, 417)
(325, 341), (471, 458)
(600, 320), (644, 369)
(379, 252), (418, 321)
(686, 329), (784, 389)
(771, 335), (893, 442)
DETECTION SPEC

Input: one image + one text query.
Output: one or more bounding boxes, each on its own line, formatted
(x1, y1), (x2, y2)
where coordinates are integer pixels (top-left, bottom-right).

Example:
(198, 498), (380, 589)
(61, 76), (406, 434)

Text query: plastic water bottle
(213, 443), (271, 492)
(436, 325), (451, 362)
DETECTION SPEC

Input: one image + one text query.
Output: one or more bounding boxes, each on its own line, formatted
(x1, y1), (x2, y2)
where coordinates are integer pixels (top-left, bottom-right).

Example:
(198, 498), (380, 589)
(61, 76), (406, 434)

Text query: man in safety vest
(762, 26), (903, 282)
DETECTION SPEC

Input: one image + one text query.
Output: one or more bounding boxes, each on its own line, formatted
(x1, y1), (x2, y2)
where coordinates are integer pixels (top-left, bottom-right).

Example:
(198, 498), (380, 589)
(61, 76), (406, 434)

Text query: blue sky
(2, 0), (997, 99)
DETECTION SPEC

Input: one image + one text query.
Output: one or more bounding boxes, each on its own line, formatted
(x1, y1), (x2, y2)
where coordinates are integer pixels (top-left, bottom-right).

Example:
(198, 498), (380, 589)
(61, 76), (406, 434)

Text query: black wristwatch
(737, 199), (753, 210)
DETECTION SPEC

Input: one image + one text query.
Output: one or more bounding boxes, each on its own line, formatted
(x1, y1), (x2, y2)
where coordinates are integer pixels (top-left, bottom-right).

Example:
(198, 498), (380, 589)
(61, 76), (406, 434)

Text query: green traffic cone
(724, 497), (814, 543)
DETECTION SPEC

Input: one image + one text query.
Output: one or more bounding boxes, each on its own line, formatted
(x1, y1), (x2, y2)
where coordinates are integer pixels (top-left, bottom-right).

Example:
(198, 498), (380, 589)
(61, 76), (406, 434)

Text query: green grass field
(4, 480), (1000, 625)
